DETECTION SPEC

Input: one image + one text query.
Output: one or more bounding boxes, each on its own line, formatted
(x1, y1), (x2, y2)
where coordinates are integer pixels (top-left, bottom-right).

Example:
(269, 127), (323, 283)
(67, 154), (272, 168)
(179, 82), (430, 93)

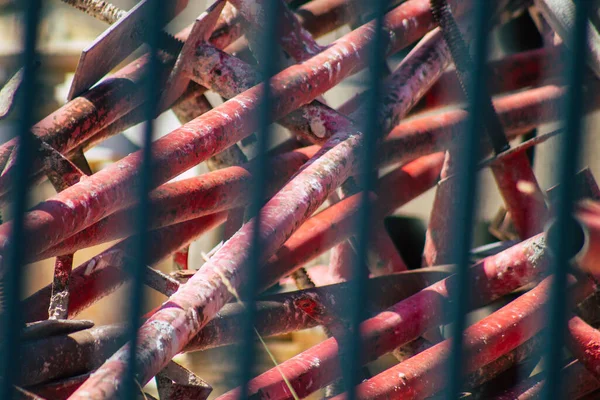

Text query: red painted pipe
(71, 0), (364, 157)
(216, 234), (550, 399)
(66, 21), (522, 396)
(22, 212), (226, 322)
(257, 153), (444, 293)
(24, 154), (442, 323)
(419, 46), (561, 110)
(493, 360), (600, 399)
(0, 0), (350, 200)
(329, 277), (595, 400)
(382, 83), (596, 169)
(35, 146), (319, 260)
(423, 48), (550, 266)
(37, 80), (582, 262)
(567, 315), (600, 380)
(37, 82), (590, 269)
(20, 270), (447, 389)
(0, 0), (465, 267)
(328, 241), (356, 282)
(229, 0), (323, 62)
(0, 19), (225, 198)
(463, 334), (542, 393)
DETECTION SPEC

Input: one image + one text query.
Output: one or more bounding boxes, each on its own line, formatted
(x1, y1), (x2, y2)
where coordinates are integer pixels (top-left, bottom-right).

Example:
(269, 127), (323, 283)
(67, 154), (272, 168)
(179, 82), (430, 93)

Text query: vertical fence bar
(0, 0), (42, 398)
(239, 1), (281, 398)
(543, 1), (591, 398)
(342, 1), (387, 398)
(445, 0), (493, 398)
(122, 0), (164, 398)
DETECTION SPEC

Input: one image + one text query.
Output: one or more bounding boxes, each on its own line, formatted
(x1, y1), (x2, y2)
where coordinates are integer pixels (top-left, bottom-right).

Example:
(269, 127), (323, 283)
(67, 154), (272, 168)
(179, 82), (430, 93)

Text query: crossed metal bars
(2, 0), (600, 399)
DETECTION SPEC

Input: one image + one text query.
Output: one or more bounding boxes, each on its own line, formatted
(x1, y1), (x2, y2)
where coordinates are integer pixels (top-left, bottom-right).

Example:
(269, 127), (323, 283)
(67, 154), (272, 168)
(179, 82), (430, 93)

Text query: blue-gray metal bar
(238, 1), (281, 398)
(342, 1), (387, 398)
(445, 0), (493, 398)
(122, 0), (165, 398)
(543, 0), (591, 398)
(0, 0), (42, 398)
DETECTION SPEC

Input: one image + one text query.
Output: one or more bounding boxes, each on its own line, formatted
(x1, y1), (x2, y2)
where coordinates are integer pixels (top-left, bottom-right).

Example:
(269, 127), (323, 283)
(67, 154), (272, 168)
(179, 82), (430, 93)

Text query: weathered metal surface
(567, 315), (600, 381)
(547, 167), (600, 202)
(385, 83), (600, 166)
(67, 0), (189, 99)
(463, 334), (542, 393)
(72, 83), (210, 155)
(0, 4), (259, 198)
(27, 374), (90, 400)
(3, 0), (594, 397)
(493, 360), (600, 399)
(19, 324), (127, 387)
(424, 0), (548, 268)
(419, 83), (598, 266)
(234, 4), (343, 381)
(155, 361), (212, 400)
(172, 246), (190, 271)
(188, 39), (351, 144)
(35, 146), (318, 260)
(216, 234), (550, 399)
(328, 240), (356, 282)
(534, 0), (600, 79)
(22, 212), (226, 322)
(24, 154), (441, 324)
(256, 153), (444, 293)
(0, 0), (390, 199)
(0, 67), (25, 120)
(35, 134), (89, 320)
(18, 270), (447, 389)
(60, 0), (126, 25)
(243, 0), (323, 60)
(419, 46), (560, 111)
(22, 319), (94, 342)
(65, 14), (476, 395)
(328, 277), (595, 399)
(159, 0), (226, 111)
(47, 254), (75, 320)
(35, 89), (562, 261)
(37, 80), (590, 263)
(0, 0), (466, 266)
(144, 267), (182, 297)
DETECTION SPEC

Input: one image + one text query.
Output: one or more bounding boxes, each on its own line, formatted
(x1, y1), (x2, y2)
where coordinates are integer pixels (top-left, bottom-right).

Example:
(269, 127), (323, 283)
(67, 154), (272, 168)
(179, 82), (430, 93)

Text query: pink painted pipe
(68, 10), (459, 397)
(329, 277), (595, 399)
(216, 234), (550, 400)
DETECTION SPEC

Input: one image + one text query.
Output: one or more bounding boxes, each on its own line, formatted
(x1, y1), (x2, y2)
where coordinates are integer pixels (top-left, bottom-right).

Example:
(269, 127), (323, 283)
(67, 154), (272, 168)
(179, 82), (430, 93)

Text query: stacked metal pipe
(2, 0), (600, 399)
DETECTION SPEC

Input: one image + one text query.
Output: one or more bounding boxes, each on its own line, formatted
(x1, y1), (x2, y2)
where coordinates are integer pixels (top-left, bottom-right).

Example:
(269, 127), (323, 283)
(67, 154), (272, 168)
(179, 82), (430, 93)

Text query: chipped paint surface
(567, 315), (600, 381)
(189, 41), (354, 144)
(329, 277), (595, 400)
(215, 234), (560, 399)
(420, 46), (559, 110)
(230, 0), (323, 62)
(35, 147), (319, 260)
(22, 213), (226, 322)
(65, 3), (482, 397)
(0, 0), (457, 263)
(5, 0), (589, 398)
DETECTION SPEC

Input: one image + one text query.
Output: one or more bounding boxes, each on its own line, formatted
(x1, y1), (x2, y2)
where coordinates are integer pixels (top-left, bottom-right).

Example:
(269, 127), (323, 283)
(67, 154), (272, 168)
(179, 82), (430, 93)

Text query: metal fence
(1, 0), (600, 398)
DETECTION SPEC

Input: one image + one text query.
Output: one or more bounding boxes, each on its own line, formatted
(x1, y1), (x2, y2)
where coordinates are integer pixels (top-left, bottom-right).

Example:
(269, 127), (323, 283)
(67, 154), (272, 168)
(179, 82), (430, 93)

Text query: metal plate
(67, 0), (188, 100)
